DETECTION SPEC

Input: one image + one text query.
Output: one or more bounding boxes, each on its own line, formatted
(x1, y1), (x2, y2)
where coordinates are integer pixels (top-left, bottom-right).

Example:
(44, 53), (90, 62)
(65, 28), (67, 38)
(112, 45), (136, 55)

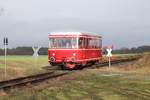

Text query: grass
(0, 71), (150, 100)
(0, 53), (136, 80)
(102, 53), (140, 62)
(0, 55), (49, 80)
(0, 54), (150, 100)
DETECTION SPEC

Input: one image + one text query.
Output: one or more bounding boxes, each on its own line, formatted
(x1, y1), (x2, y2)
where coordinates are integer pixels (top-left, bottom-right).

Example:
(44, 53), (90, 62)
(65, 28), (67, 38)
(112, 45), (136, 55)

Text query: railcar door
(83, 37), (87, 59)
(78, 37), (83, 59)
(81, 37), (87, 65)
(83, 37), (89, 63)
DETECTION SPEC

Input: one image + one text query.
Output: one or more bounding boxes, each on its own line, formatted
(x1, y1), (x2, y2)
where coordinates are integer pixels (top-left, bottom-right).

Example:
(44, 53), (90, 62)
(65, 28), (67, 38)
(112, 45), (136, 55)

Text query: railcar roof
(49, 32), (102, 37)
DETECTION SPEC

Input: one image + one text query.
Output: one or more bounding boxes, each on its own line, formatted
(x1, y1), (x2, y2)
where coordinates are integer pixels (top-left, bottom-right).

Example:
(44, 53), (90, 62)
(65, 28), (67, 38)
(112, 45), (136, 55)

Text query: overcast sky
(0, 0), (150, 49)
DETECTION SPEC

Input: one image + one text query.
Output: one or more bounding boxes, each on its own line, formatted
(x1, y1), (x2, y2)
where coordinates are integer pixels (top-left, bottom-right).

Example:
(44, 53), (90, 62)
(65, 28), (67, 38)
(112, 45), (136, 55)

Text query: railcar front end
(48, 32), (102, 69)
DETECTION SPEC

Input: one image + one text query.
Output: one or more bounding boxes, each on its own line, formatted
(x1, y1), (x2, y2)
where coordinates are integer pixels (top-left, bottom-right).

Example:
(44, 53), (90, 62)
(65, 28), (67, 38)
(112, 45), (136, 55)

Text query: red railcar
(48, 32), (102, 69)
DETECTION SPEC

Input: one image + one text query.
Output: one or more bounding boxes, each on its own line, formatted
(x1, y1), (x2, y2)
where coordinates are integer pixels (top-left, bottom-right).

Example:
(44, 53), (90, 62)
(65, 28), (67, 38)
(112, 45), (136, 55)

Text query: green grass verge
(0, 54), (149, 100)
(0, 55), (49, 80)
(0, 72), (150, 100)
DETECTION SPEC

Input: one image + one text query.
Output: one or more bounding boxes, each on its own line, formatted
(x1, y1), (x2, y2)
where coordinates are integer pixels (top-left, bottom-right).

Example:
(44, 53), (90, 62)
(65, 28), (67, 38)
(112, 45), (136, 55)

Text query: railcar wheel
(61, 65), (66, 70)
(82, 61), (87, 67)
(50, 62), (56, 66)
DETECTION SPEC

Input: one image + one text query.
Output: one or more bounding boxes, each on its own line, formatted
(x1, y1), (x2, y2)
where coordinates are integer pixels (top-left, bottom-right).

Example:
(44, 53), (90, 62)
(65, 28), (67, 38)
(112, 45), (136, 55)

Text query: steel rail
(0, 55), (142, 90)
(0, 71), (68, 90)
(96, 55), (141, 67)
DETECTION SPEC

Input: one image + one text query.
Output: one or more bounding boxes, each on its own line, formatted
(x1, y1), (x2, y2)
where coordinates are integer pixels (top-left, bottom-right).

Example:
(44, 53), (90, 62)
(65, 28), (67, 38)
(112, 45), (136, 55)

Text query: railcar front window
(49, 38), (77, 49)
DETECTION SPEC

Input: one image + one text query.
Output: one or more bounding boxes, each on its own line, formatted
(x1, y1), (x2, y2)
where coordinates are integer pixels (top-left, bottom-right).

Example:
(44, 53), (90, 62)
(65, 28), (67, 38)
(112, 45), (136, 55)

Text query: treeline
(0, 47), (48, 55)
(103, 45), (150, 54)
(0, 45), (149, 55)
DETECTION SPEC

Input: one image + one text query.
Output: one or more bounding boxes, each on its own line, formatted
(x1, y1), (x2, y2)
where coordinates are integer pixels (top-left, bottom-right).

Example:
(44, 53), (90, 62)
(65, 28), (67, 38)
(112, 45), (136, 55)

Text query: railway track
(0, 71), (68, 90)
(96, 55), (141, 67)
(83, 55), (142, 69)
(0, 55), (142, 91)
(43, 55), (142, 70)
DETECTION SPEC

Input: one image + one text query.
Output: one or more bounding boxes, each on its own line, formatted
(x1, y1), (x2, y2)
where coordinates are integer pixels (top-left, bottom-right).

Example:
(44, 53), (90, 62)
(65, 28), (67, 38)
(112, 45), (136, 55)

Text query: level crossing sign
(106, 48), (112, 57)
(106, 46), (113, 68)
(4, 37), (8, 45)
(3, 37), (8, 78)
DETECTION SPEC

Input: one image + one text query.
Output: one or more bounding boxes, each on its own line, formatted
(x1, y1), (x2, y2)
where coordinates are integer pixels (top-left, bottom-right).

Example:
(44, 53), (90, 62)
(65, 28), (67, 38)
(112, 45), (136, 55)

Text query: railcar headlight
(50, 56), (55, 62)
(52, 53), (55, 56)
(73, 53), (76, 56)
(71, 56), (76, 62)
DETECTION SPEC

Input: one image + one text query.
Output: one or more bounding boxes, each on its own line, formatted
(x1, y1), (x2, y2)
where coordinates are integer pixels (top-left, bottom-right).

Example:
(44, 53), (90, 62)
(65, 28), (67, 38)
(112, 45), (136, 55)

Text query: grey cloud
(0, 7), (4, 16)
(0, 0), (150, 48)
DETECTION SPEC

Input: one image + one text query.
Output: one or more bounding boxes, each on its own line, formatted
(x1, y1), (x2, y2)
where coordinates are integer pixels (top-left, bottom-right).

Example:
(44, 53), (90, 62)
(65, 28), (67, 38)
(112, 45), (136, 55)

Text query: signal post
(4, 37), (8, 78)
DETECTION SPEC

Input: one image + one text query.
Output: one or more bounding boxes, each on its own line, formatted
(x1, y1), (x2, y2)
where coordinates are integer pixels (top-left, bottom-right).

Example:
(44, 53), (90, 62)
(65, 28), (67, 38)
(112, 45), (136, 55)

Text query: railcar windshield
(49, 38), (77, 49)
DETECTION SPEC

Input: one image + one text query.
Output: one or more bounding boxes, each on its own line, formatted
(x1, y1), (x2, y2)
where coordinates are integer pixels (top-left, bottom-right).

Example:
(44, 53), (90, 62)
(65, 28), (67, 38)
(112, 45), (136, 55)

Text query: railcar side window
(89, 38), (95, 48)
(89, 38), (92, 48)
(72, 38), (77, 48)
(88, 38), (102, 48)
(84, 38), (88, 48)
(95, 39), (98, 48)
(99, 38), (102, 48)
(94, 38), (102, 48)
(78, 38), (83, 48)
